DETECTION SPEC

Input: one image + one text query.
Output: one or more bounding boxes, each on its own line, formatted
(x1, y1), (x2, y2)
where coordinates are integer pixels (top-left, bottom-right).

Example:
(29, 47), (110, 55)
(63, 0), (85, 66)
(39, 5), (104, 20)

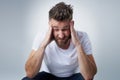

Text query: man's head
(49, 2), (74, 49)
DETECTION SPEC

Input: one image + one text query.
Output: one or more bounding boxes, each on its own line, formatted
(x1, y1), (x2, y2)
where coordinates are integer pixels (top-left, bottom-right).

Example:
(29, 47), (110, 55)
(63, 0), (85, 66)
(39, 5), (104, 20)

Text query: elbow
(81, 70), (97, 80)
(25, 68), (35, 78)
(25, 65), (35, 78)
(26, 72), (35, 79)
(25, 67), (36, 78)
(85, 65), (97, 79)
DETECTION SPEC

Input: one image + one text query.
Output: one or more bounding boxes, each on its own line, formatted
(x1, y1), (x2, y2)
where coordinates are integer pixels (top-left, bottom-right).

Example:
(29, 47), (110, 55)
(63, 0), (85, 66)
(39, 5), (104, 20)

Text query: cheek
(65, 30), (71, 36)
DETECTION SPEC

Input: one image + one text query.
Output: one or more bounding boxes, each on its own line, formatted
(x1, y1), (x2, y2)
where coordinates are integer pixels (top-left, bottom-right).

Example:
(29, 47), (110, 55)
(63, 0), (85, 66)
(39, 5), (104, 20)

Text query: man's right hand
(41, 26), (53, 48)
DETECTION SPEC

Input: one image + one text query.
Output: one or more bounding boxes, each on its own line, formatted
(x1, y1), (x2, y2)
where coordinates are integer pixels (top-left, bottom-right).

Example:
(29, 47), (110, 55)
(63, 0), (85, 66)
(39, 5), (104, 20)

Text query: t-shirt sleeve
(78, 32), (93, 55)
(32, 32), (45, 51)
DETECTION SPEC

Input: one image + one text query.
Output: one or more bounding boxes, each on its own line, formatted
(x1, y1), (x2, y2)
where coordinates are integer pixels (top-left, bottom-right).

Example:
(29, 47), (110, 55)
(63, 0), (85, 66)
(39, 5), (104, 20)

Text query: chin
(56, 42), (64, 46)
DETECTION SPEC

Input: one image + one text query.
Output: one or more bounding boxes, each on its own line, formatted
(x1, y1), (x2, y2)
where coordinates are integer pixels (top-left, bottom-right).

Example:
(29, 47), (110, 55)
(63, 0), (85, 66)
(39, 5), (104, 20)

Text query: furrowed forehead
(52, 24), (70, 29)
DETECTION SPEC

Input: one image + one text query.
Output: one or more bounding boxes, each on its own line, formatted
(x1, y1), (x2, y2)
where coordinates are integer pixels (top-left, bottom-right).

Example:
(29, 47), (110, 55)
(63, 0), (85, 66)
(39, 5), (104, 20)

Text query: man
(22, 2), (97, 80)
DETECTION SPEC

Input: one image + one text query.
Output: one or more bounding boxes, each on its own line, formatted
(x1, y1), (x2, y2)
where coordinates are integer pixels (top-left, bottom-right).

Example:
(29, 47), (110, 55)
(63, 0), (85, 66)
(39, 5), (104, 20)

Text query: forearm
(76, 44), (97, 80)
(25, 46), (45, 78)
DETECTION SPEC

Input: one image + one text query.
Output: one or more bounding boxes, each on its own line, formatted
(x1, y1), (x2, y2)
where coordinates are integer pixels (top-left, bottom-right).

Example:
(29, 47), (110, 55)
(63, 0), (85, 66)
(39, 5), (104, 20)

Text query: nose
(58, 31), (64, 39)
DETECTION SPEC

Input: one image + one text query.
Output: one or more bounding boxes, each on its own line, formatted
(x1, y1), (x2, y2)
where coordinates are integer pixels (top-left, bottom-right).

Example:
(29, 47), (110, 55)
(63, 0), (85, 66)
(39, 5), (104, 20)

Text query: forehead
(49, 19), (70, 28)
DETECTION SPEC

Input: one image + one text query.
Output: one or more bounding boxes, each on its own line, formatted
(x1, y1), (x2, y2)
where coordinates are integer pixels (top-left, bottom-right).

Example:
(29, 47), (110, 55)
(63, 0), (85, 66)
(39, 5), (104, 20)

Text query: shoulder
(76, 31), (92, 55)
(76, 31), (89, 39)
(33, 31), (47, 43)
(32, 31), (47, 50)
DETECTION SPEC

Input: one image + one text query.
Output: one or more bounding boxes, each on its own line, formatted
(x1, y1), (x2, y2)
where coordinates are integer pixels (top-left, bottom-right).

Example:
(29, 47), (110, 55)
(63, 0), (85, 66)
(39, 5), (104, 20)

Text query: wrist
(40, 43), (47, 49)
(75, 43), (84, 53)
(75, 41), (81, 47)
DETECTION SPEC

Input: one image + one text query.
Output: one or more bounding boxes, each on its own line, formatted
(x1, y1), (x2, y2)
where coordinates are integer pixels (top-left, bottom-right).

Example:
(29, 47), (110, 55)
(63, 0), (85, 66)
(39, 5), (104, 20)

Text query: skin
(25, 18), (97, 80)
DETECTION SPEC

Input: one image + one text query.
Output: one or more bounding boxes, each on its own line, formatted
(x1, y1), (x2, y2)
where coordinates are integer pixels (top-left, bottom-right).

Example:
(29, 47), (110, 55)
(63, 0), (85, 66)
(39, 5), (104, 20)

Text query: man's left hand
(70, 21), (80, 46)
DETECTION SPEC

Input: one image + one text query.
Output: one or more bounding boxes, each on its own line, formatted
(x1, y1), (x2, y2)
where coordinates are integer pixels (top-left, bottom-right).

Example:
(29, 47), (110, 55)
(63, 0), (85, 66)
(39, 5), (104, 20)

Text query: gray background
(0, 0), (120, 80)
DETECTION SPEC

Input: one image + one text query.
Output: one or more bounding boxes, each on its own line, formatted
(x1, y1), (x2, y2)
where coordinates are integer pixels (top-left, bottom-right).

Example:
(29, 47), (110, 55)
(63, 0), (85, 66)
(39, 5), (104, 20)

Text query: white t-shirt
(32, 31), (92, 77)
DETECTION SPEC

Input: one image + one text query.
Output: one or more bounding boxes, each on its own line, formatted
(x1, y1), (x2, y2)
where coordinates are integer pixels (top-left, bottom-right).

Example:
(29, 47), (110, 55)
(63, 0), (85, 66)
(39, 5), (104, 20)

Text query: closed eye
(61, 28), (68, 31)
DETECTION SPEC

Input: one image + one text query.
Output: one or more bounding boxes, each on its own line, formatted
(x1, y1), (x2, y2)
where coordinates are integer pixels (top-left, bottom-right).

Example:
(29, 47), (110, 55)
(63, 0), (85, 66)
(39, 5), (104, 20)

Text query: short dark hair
(49, 2), (73, 21)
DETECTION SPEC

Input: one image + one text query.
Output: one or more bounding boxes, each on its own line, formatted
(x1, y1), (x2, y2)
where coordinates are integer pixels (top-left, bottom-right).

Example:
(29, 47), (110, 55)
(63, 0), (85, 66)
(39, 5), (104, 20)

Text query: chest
(45, 47), (78, 70)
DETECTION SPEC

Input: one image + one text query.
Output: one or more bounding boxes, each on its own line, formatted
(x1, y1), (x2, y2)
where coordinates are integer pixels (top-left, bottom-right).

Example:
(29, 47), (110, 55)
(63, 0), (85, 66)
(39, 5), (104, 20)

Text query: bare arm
(25, 47), (45, 78)
(76, 45), (97, 80)
(25, 26), (53, 78)
(70, 21), (97, 80)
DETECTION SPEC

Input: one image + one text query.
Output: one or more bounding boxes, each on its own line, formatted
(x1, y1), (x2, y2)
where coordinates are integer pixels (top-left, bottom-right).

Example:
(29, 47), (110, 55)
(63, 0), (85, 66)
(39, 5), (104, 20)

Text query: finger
(48, 25), (54, 41)
(70, 21), (76, 35)
(70, 21), (75, 32)
(70, 21), (74, 29)
(46, 27), (52, 36)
